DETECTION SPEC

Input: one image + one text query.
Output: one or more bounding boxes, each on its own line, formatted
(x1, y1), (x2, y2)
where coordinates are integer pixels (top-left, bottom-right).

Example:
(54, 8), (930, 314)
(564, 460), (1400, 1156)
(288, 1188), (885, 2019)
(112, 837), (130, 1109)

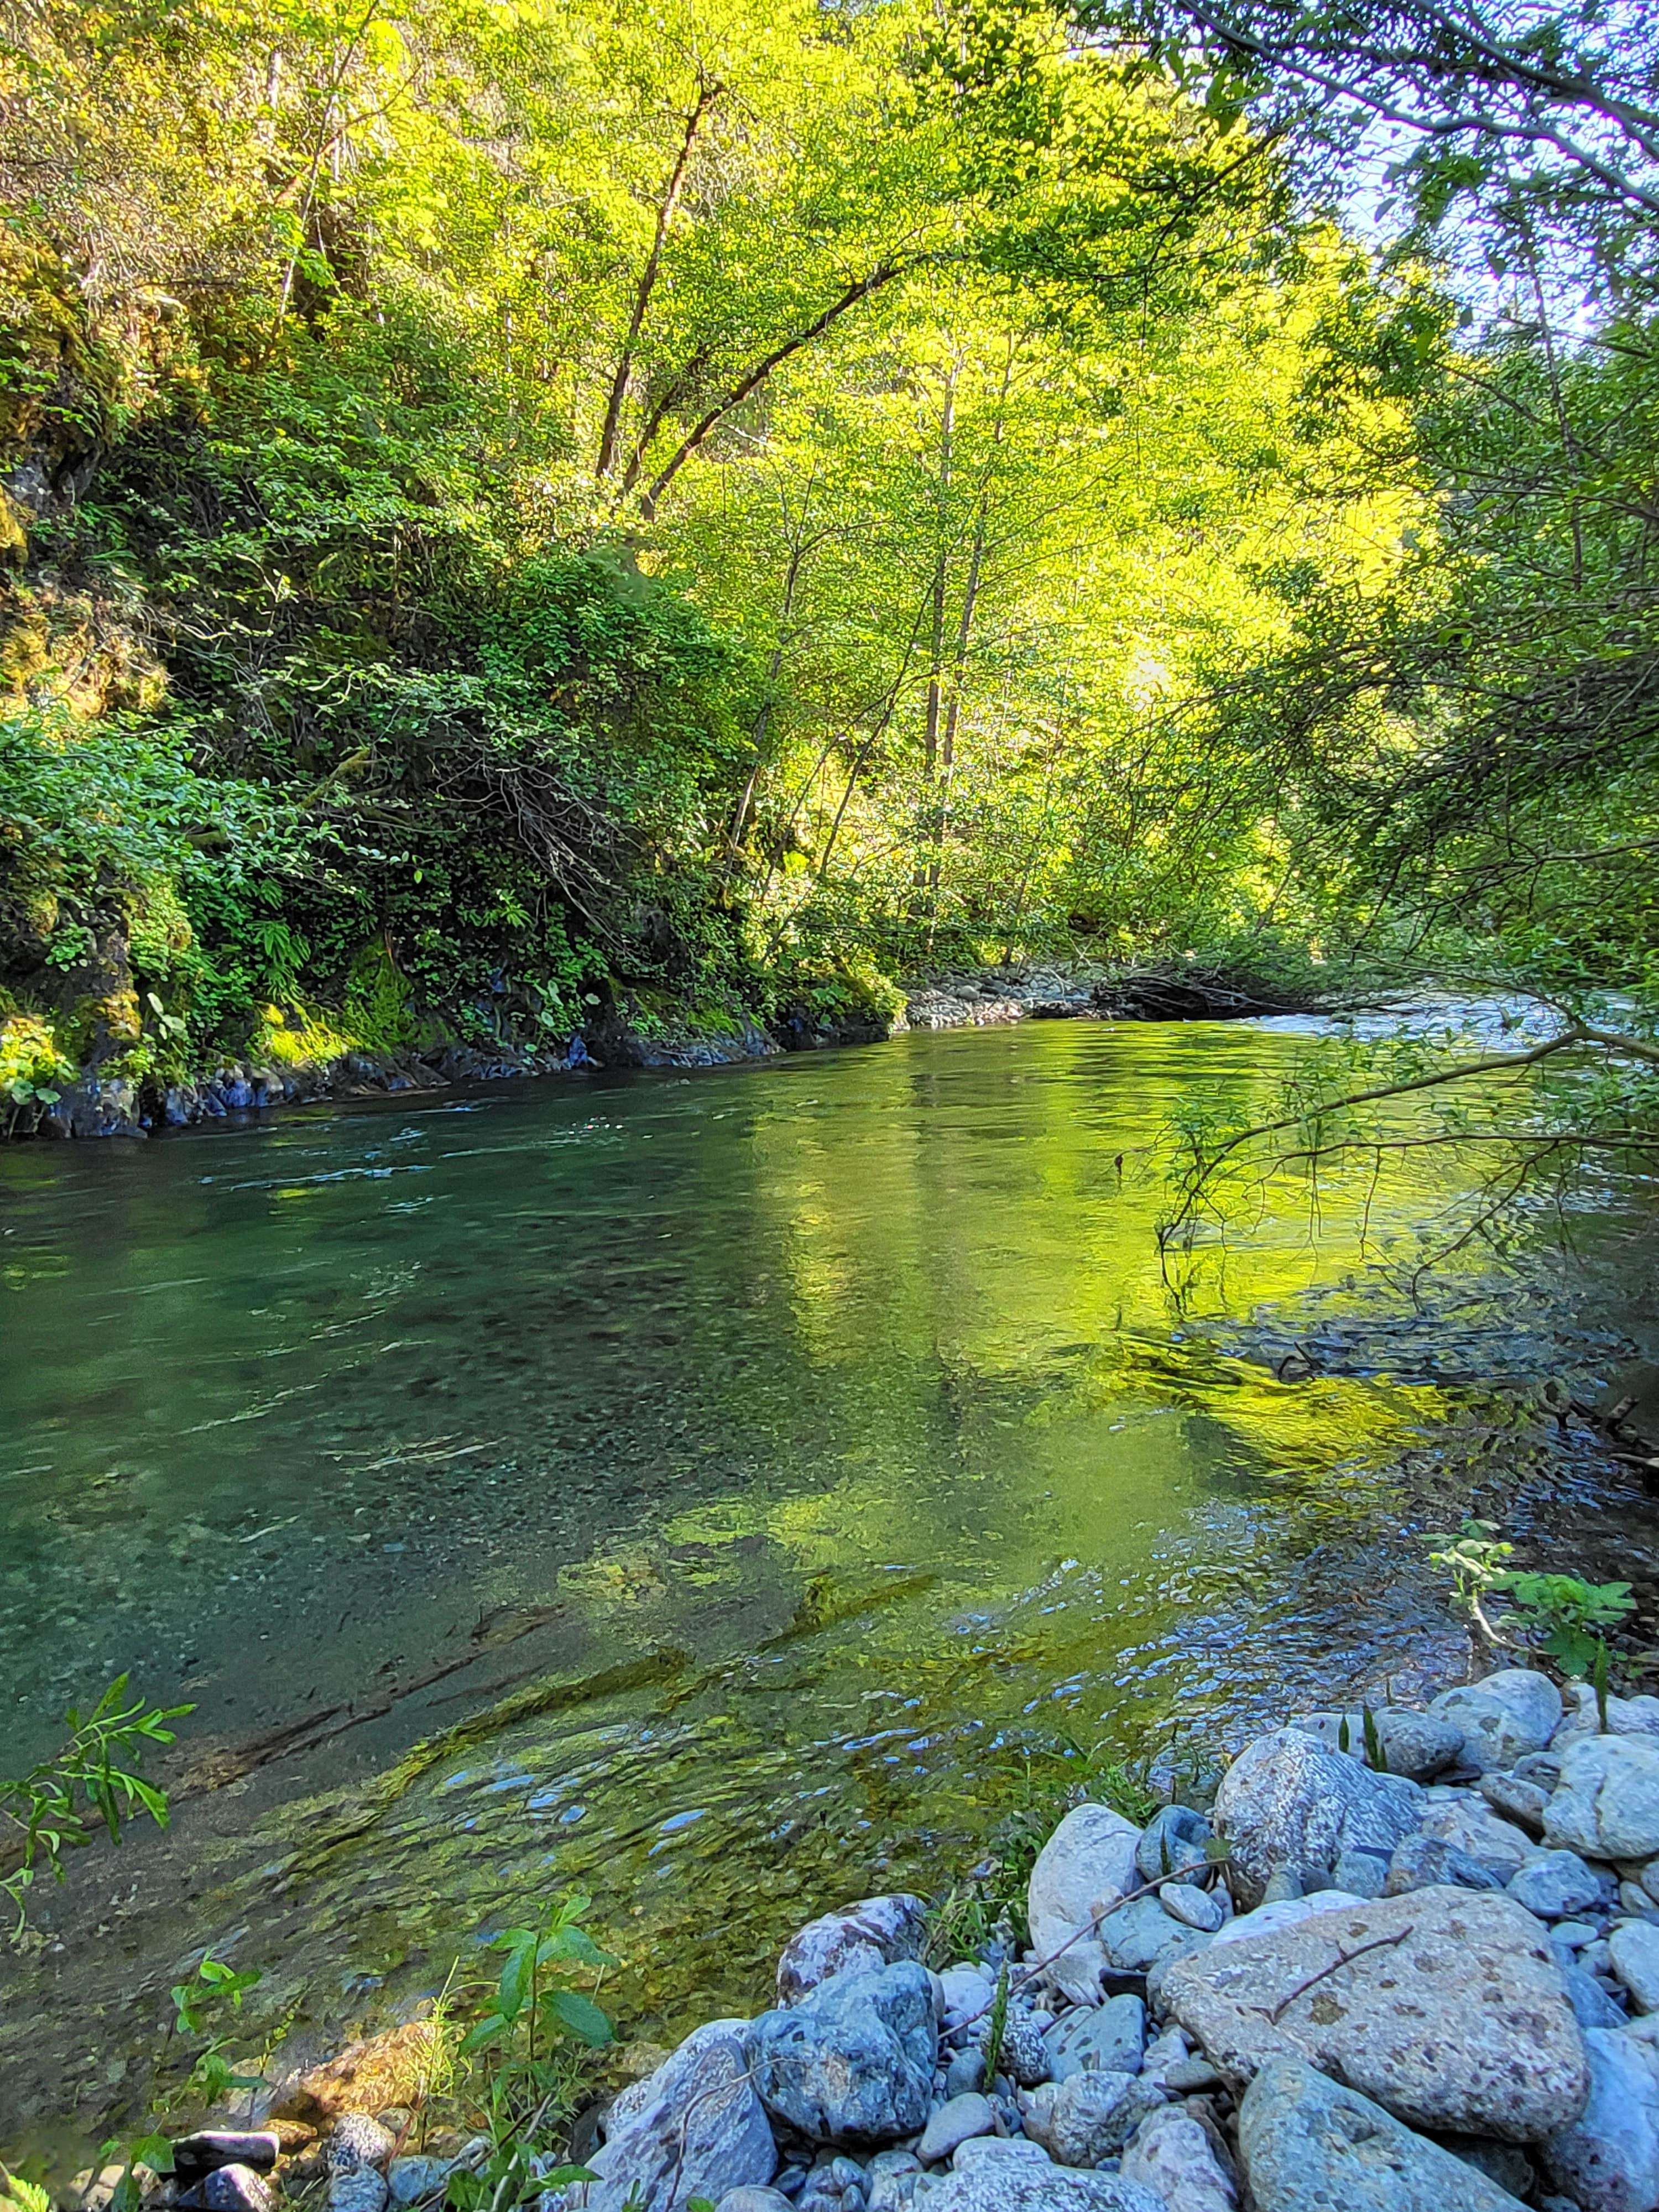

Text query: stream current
(3, 1016), (1657, 2161)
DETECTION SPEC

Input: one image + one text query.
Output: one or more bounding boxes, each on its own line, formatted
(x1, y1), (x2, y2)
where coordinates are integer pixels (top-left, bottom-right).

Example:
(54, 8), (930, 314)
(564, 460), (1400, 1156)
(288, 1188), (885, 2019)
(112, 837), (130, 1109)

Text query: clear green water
(0, 1019), (1643, 2160)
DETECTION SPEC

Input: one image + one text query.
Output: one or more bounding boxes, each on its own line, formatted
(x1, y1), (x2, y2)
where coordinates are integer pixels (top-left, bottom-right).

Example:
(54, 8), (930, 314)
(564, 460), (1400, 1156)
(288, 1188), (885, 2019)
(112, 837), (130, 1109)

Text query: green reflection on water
(0, 1021), (1538, 2152)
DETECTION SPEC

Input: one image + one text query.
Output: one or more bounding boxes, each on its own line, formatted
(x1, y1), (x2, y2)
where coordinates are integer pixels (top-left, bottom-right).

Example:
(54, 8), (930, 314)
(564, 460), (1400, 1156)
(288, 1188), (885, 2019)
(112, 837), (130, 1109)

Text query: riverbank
(6, 958), (1338, 1140)
(50, 1666), (1659, 2212)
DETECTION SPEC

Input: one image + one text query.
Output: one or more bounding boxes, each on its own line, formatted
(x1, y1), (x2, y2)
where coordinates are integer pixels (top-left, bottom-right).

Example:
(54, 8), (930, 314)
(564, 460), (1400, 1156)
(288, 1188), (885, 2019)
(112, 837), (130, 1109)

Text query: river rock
(1554, 1683), (1659, 1746)
(204, 2172), (273, 2212)
(937, 1966), (994, 2030)
(1547, 1736), (1659, 1861)
(1161, 1884), (1224, 1933)
(1419, 1801), (1540, 1879)
(1028, 1806), (1144, 2004)
(1102, 1895), (1211, 1974)
(1431, 1673), (1563, 1773)
(1562, 1965), (1629, 2031)
(1209, 1891), (1367, 1946)
(385, 2158), (453, 2207)
(1510, 1851), (1604, 1921)
(1212, 1730), (1423, 1906)
(1481, 1772), (1551, 1833)
(1237, 2056), (1532, 2211)
(575, 2027), (776, 2212)
(717, 2194), (795, 2212)
(777, 1897), (928, 2006)
(1161, 1887), (1590, 2140)
(327, 2176), (387, 2212)
(916, 2096), (994, 2164)
(1610, 1922), (1659, 2013)
(751, 1961), (935, 2145)
(1540, 2026), (1659, 2211)
(1136, 1807), (1211, 1886)
(1119, 2105), (1235, 2212)
(1293, 1709), (1465, 1784)
(173, 2137), (281, 2183)
(951, 2140), (1053, 2174)
(1384, 1834), (1505, 1895)
(864, 2152), (922, 2212)
(327, 2119), (397, 2175)
(1022, 2073), (1166, 2167)
(914, 2163), (1162, 2212)
(1044, 1994), (1144, 2081)
(1334, 1848), (1391, 1898)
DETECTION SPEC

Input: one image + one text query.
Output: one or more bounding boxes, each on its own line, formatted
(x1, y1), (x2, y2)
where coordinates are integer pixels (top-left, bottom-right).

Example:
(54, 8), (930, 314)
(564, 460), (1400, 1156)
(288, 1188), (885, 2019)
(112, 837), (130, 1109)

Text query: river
(2, 1016), (1656, 2164)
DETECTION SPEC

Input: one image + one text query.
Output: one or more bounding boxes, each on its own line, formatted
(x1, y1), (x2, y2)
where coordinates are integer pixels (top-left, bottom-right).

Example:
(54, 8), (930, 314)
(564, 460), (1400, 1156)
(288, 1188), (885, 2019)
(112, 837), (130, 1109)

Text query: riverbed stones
(575, 2027), (776, 2212)
(1430, 1672), (1563, 1775)
(203, 2171), (274, 2212)
(776, 1897), (928, 2006)
(1044, 1994), (1145, 2082)
(1540, 2026), (1659, 2212)
(327, 2174), (387, 2212)
(1021, 2073), (1167, 2168)
(1161, 1883), (1224, 1933)
(327, 2118), (397, 2174)
(1027, 1806), (1143, 2004)
(1292, 1710), (1465, 1784)
(912, 2163), (1162, 2212)
(1102, 1895), (1210, 1974)
(751, 1961), (936, 2145)
(385, 2158), (453, 2207)
(172, 2136), (281, 2183)
(1119, 2106), (1236, 2212)
(1161, 1888), (1590, 2141)
(1417, 1801), (1538, 1880)
(1609, 1921), (1659, 2012)
(1546, 1736), (1659, 1861)
(1209, 1892), (1368, 1947)
(1555, 1683), (1659, 1747)
(916, 2095), (994, 2164)
(936, 1966), (994, 2031)
(1136, 1806), (1212, 1886)
(1509, 1850), (1604, 1921)
(1481, 1772), (1551, 1834)
(1237, 2057), (1532, 2212)
(1383, 1833), (1505, 1896)
(1212, 1730), (1423, 1907)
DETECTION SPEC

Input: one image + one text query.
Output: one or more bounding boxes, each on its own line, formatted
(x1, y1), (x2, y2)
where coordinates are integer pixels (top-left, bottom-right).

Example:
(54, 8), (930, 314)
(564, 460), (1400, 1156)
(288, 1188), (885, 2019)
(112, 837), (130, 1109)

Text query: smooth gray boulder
(1161, 1887), (1590, 2141)
(776, 1896), (928, 2006)
(1481, 1772), (1550, 1834)
(750, 1961), (936, 2146)
(1102, 1895), (1211, 1974)
(915, 2164), (1161, 2212)
(1554, 1682), (1659, 1747)
(574, 2028), (776, 2212)
(1209, 1891), (1366, 1947)
(1384, 1833), (1505, 1896)
(1238, 2056), (1532, 2211)
(1212, 1730), (1422, 1906)
(1119, 2105), (1236, 2212)
(1510, 1851), (1604, 1921)
(1022, 2073), (1167, 2167)
(1417, 1801), (1537, 1879)
(1044, 1994), (1144, 2083)
(1610, 1921), (1659, 2013)
(1431, 1673), (1562, 1775)
(1540, 2026), (1659, 2212)
(1547, 1736), (1659, 1861)
(1027, 1805), (1143, 2004)
(1161, 1882), (1224, 1932)
(1135, 1806), (1211, 1885)
(916, 2095), (994, 2164)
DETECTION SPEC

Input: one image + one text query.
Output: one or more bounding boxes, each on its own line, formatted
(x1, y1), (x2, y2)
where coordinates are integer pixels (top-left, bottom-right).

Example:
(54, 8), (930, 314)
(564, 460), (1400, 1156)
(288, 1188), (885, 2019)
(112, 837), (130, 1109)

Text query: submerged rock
(750, 1961), (936, 2146)
(1162, 1887), (1590, 2141)
(1238, 2056), (1531, 2211)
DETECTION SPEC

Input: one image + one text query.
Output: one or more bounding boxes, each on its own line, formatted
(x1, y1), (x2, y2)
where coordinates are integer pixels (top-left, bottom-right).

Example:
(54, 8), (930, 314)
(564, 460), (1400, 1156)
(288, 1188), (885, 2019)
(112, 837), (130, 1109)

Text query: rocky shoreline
(58, 1666), (1659, 2212)
(19, 958), (1328, 1140)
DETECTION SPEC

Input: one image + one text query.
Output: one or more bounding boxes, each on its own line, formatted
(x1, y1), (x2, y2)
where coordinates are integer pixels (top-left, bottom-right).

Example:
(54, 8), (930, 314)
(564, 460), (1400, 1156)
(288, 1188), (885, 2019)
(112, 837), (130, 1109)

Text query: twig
(1257, 1926), (1413, 2025)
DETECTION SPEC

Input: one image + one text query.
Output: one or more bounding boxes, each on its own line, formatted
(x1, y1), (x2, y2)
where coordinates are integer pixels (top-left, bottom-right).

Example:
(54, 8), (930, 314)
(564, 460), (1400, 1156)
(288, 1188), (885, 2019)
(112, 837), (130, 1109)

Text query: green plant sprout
(1, 1677), (191, 1938)
(1427, 1522), (1634, 1679)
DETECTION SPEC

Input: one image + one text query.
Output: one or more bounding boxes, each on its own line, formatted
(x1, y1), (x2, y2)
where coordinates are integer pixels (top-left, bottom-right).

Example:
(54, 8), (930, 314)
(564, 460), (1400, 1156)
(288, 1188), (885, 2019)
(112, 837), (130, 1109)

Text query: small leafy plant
(1, 1677), (191, 1938)
(170, 1952), (267, 2104)
(1427, 1522), (1634, 1678)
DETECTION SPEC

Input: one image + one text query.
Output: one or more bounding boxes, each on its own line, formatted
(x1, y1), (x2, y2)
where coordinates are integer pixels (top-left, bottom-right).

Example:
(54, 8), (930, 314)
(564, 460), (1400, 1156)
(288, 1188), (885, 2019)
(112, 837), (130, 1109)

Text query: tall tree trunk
(723, 476), (822, 889)
(596, 75), (722, 480)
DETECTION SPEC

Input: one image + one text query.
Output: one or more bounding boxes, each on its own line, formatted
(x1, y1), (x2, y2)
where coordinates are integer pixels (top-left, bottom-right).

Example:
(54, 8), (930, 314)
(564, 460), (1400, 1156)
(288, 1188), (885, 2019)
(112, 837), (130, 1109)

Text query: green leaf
(540, 1988), (613, 2046)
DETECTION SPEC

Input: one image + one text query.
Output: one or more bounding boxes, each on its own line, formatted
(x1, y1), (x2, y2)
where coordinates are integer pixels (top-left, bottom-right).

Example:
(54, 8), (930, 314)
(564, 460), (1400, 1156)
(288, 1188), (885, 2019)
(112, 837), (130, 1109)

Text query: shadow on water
(4, 1019), (1659, 2161)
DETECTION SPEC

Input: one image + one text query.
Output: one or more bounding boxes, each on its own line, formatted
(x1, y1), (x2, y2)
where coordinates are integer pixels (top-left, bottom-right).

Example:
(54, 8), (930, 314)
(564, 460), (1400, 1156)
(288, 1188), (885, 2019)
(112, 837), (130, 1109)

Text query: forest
(0, 0), (1657, 1147)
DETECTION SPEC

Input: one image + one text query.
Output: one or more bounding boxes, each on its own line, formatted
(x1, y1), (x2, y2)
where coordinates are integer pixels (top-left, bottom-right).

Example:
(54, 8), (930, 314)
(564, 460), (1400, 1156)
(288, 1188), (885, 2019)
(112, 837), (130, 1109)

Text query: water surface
(1, 1020), (1650, 2159)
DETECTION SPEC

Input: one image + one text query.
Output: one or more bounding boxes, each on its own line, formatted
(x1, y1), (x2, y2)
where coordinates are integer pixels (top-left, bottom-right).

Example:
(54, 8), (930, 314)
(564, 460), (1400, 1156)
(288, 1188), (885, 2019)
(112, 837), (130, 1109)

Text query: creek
(3, 1016), (1657, 2166)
